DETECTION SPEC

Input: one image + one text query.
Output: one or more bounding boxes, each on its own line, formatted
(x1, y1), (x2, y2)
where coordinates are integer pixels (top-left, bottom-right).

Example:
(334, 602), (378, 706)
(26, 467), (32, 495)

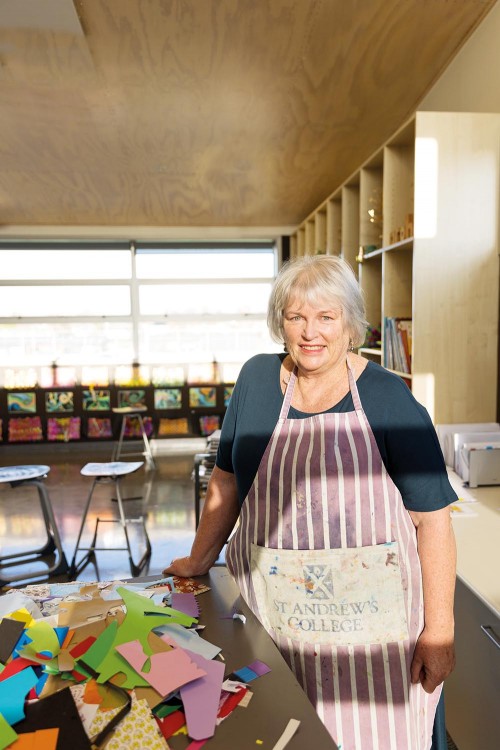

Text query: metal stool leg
(136, 414), (156, 470)
(112, 415), (128, 461)
(0, 479), (68, 587)
(114, 478), (151, 577)
(68, 478), (99, 578)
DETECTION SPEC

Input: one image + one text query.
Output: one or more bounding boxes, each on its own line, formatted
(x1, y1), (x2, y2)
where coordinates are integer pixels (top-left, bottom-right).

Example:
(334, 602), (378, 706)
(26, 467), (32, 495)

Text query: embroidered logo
(303, 565), (334, 599)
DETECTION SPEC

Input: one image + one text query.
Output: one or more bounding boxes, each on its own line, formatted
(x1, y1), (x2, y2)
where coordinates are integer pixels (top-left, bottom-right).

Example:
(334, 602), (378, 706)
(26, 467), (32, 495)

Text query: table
(157, 567), (338, 749)
(446, 485), (500, 749)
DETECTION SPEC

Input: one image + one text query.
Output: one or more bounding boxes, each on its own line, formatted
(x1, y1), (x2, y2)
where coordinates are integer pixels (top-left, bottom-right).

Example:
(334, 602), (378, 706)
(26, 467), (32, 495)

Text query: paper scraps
(233, 660), (271, 683)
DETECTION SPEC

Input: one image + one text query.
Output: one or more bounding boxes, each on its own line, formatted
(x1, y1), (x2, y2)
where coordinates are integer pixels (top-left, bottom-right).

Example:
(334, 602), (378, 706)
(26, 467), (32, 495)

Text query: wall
(419, 0), (500, 113)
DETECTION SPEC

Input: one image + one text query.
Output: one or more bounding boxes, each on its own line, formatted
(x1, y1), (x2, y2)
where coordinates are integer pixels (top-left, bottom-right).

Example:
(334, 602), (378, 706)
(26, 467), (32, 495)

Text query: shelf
(358, 348), (382, 357)
(363, 237), (413, 260)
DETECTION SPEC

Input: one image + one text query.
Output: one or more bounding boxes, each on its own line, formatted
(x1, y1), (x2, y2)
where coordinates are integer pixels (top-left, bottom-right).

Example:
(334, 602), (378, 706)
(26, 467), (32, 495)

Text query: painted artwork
(118, 389), (147, 409)
(45, 391), (74, 413)
(7, 392), (36, 413)
(8, 416), (43, 442)
(83, 389), (111, 411)
(158, 417), (190, 436)
(154, 388), (182, 410)
(87, 418), (113, 439)
(47, 417), (81, 441)
(189, 387), (216, 408)
(199, 415), (220, 436)
(223, 386), (234, 407)
(122, 415), (153, 438)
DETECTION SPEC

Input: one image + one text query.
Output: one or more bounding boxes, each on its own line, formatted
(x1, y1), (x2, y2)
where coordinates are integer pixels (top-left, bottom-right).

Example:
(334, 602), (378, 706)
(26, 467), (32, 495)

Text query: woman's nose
(302, 319), (317, 338)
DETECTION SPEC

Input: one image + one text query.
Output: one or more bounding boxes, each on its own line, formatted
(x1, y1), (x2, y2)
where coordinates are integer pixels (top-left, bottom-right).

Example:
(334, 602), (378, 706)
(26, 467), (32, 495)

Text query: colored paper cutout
(9, 727), (59, 750)
(17, 620), (61, 663)
(0, 668), (38, 724)
(13, 687), (90, 750)
(0, 713), (17, 750)
(233, 660), (271, 683)
(179, 650), (225, 740)
(155, 709), (186, 740)
(99, 696), (166, 750)
(57, 586), (123, 628)
(170, 593), (199, 619)
(0, 658), (38, 683)
(154, 623), (221, 660)
(217, 687), (248, 719)
(94, 588), (195, 689)
(116, 640), (206, 697)
(0, 618), (25, 665)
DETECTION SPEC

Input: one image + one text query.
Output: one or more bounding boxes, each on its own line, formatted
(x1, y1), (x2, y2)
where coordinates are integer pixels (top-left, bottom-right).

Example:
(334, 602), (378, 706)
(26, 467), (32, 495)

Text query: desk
(1, 568), (336, 749)
(164, 567), (338, 749)
(446, 486), (500, 749)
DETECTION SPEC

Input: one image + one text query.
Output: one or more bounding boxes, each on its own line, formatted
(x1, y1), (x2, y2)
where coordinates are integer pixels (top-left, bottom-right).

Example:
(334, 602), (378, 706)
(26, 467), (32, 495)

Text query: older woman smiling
(164, 255), (457, 750)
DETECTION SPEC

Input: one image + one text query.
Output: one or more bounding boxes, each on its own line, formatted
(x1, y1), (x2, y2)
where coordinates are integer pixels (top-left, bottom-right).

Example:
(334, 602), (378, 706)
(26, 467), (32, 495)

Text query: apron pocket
(250, 542), (409, 646)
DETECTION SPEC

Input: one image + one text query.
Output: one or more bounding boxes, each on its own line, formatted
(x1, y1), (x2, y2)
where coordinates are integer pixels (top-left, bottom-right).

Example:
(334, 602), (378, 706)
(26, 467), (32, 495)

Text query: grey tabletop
(167, 566), (338, 750)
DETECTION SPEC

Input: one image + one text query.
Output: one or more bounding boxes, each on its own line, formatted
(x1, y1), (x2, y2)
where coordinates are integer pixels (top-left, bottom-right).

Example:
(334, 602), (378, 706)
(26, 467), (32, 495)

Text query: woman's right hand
(162, 556), (209, 578)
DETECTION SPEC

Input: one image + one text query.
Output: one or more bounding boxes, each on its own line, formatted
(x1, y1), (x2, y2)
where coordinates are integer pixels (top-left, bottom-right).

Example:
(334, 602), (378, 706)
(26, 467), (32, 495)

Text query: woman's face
(282, 296), (350, 376)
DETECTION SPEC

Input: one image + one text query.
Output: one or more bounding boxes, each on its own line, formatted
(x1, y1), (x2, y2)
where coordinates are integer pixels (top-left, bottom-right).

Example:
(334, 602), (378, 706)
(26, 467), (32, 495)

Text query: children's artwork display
(122, 415), (153, 438)
(45, 391), (74, 413)
(86, 417), (113, 439)
(223, 386), (234, 407)
(47, 417), (81, 441)
(118, 390), (146, 409)
(189, 387), (216, 408)
(199, 415), (220, 436)
(154, 388), (182, 410)
(83, 389), (111, 411)
(7, 392), (36, 413)
(8, 416), (43, 442)
(158, 417), (190, 436)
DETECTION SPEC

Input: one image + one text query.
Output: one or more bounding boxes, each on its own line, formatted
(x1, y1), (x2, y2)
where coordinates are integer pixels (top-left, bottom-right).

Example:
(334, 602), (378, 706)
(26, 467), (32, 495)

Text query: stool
(69, 461), (151, 579)
(111, 407), (156, 470)
(0, 465), (68, 587)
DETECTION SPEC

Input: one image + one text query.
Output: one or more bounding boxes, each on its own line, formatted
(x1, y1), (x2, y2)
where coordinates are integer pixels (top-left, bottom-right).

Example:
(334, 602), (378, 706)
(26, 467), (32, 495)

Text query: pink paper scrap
(116, 640), (206, 697)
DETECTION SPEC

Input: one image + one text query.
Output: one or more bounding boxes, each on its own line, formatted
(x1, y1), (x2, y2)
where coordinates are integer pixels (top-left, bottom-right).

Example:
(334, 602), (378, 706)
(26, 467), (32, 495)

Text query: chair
(0, 465), (68, 587)
(111, 406), (156, 470)
(69, 461), (151, 579)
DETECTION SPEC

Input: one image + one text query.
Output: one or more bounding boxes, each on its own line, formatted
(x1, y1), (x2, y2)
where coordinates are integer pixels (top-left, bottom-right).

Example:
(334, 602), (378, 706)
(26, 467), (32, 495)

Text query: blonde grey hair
(267, 255), (368, 348)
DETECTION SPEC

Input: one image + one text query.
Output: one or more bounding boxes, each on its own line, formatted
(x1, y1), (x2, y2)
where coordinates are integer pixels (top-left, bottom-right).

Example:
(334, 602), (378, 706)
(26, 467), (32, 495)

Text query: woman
(164, 255), (456, 750)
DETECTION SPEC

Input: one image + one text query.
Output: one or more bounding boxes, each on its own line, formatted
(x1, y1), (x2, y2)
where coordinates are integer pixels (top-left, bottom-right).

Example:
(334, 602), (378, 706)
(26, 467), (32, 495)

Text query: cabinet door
(445, 577), (500, 750)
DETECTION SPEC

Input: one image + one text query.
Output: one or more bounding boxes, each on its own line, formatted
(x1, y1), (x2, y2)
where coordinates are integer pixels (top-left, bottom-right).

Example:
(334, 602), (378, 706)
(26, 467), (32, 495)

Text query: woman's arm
(162, 465), (240, 577)
(408, 505), (457, 693)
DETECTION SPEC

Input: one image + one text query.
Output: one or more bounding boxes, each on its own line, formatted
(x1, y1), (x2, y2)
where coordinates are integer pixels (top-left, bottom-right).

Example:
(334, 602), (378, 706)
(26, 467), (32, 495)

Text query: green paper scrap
(77, 620), (118, 673)
(18, 620), (61, 663)
(95, 588), (196, 689)
(153, 701), (183, 719)
(0, 713), (17, 750)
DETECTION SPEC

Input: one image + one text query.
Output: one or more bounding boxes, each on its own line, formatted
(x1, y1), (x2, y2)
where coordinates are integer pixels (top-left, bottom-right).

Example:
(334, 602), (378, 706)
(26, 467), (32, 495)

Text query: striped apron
(226, 359), (441, 750)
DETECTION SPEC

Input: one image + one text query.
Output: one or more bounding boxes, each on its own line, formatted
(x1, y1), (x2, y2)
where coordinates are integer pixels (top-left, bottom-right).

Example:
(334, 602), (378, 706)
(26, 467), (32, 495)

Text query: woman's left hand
(410, 627), (456, 693)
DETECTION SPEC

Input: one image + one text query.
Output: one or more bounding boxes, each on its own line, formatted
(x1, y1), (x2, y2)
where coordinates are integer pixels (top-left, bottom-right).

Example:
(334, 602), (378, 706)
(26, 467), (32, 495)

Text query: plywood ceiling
(0, 0), (495, 229)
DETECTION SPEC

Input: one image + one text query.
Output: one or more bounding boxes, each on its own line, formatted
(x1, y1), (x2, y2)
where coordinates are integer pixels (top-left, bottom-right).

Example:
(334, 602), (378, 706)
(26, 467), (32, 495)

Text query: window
(0, 241), (280, 384)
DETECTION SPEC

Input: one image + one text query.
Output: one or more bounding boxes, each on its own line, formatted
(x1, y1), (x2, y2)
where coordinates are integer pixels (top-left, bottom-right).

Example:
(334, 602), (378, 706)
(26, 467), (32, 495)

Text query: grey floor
(0, 442), (202, 588)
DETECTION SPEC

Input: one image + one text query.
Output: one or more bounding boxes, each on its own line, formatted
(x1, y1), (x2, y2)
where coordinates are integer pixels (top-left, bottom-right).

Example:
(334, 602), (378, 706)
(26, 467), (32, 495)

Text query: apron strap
(280, 357), (362, 418)
(279, 367), (297, 420)
(346, 355), (363, 411)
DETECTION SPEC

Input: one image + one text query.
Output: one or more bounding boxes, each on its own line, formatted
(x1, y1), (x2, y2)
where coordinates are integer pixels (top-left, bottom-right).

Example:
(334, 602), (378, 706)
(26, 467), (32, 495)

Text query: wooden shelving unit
(289, 112), (500, 424)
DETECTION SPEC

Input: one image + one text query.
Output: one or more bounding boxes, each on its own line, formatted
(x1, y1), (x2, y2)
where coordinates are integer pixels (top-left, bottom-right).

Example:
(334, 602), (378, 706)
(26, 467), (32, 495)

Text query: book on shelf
(384, 317), (412, 374)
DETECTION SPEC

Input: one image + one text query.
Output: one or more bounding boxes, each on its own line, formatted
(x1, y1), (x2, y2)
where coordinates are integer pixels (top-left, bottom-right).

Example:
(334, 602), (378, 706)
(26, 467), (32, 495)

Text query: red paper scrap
(155, 709), (186, 740)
